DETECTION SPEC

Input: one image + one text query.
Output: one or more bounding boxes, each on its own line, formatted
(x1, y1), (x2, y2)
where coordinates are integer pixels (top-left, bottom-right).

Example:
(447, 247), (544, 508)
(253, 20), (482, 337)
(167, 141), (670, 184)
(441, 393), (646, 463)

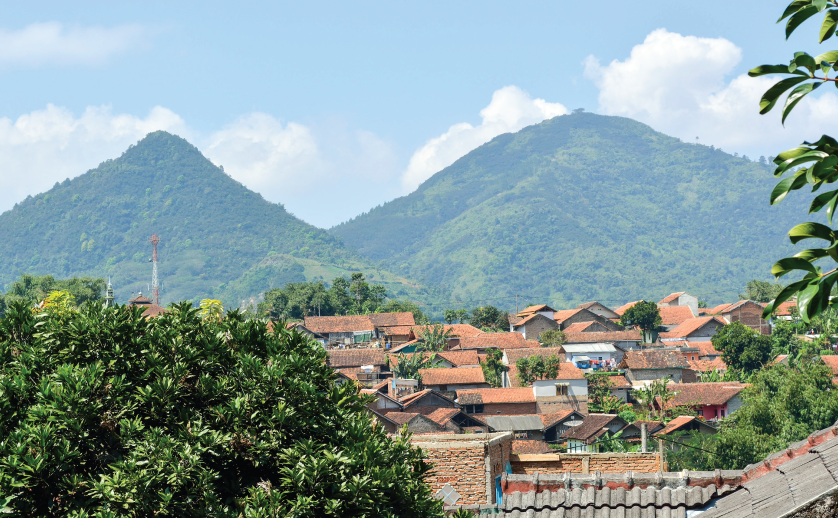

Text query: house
(767, 299), (797, 321)
(510, 313), (559, 340)
(560, 414), (628, 453)
(385, 406), (488, 435)
(384, 412), (447, 435)
(401, 323), (485, 351)
(483, 410), (585, 441)
(283, 322), (327, 344)
(575, 301), (620, 320)
(553, 308), (624, 332)
(449, 332), (539, 351)
(127, 294), (168, 317)
(687, 357), (728, 378)
(360, 388), (403, 413)
(502, 356), (586, 397)
(561, 321), (611, 333)
(659, 316), (726, 342)
(654, 415), (717, 441)
(304, 312), (415, 347)
(400, 388), (458, 411)
(511, 304), (557, 321)
(561, 343), (622, 369)
(368, 409), (401, 434)
(563, 330), (643, 352)
(614, 301), (639, 317)
(327, 349), (389, 385)
(715, 300), (772, 335)
(657, 292), (699, 315)
(418, 367), (490, 392)
(502, 346), (566, 367)
(540, 410), (586, 443)
(393, 350), (481, 368)
(658, 306), (696, 330)
(609, 374), (633, 402)
(618, 350), (689, 385)
(456, 388), (537, 415)
(618, 420), (665, 443)
(663, 382), (747, 421)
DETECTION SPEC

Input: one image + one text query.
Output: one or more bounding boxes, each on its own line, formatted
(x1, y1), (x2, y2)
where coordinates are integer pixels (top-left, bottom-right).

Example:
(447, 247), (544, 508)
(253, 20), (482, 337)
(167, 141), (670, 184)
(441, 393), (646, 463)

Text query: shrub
(0, 301), (443, 517)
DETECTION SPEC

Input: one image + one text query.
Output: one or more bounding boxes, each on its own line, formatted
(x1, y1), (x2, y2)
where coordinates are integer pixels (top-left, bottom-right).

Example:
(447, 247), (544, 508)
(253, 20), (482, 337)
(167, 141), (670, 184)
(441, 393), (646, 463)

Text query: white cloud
(0, 104), (186, 210)
(0, 22), (146, 66)
(204, 114), (402, 228)
(585, 28), (838, 158)
(401, 86), (568, 191)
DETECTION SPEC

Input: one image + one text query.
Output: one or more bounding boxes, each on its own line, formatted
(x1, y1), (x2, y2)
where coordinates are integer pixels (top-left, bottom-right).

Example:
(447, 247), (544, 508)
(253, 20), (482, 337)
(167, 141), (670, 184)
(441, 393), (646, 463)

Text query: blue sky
(0, 1), (830, 227)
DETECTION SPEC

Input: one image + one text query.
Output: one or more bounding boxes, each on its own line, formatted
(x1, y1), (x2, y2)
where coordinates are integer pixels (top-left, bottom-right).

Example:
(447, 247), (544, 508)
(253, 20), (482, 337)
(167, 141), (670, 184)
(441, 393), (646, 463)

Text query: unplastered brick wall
(409, 432), (513, 506)
(511, 452), (661, 475)
(482, 402), (537, 415)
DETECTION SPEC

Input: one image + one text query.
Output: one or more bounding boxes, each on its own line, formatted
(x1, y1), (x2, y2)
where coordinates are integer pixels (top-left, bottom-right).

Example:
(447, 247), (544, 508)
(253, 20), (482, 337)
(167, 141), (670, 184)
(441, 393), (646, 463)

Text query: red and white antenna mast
(149, 234), (160, 305)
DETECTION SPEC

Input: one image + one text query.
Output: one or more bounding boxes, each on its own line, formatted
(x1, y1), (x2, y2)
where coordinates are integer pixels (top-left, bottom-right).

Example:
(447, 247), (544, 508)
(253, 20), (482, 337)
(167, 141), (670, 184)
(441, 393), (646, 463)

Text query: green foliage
(753, 1), (838, 323)
(669, 363), (838, 470)
(418, 324), (452, 352)
(466, 306), (509, 331)
(332, 113), (806, 306)
(0, 273), (105, 315)
(480, 349), (506, 388)
(198, 299), (224, 321)
(739, 279), (785, 302)
(443, 309), (468, 324)
(514, 355), (564, 386)
(619, 301), (661, 342)
(539, 329), (568, 347)
(632, 377), (674, 421)
(389, 352), (443, 382)
(585, 373), (624, 414)
(597, 430), (638, 453)
(712, 321), (773, 374)
(618, 410), (637, 423)
(0, 301), (443, 516)
(379, 299), (428, 325)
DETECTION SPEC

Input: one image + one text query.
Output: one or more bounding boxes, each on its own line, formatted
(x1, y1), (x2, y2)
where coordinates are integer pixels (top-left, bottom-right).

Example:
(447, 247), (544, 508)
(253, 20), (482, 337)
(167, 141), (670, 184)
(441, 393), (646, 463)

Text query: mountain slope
(0, 131), (420, 306)
(332, 113), (808, 307)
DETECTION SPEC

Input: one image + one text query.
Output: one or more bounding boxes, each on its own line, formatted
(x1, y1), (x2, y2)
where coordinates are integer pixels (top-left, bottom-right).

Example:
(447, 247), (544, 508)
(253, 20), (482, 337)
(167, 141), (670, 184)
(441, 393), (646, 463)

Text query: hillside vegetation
(332, 113), (808, 307)
(0, 131), (426, 307)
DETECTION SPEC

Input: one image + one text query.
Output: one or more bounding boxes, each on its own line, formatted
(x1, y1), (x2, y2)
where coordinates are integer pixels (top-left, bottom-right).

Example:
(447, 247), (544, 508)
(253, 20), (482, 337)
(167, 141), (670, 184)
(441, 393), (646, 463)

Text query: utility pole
(641, 423), (647, 453)
(149, 234), (160, 305)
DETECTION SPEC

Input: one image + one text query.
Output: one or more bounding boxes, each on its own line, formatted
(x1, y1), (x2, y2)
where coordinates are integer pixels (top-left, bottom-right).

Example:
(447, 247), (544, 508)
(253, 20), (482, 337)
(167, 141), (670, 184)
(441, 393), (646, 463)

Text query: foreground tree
(711, 321), (773, 375)
(0, 273), (105, 316)
(0, 301), (443, 517)
(619, 301), (661, 343)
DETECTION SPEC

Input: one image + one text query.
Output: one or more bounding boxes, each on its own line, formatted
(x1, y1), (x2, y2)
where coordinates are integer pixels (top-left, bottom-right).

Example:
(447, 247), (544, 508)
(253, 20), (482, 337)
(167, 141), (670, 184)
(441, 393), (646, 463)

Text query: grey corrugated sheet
(562, 343), (617, 353)
(484, 415), (545, 432)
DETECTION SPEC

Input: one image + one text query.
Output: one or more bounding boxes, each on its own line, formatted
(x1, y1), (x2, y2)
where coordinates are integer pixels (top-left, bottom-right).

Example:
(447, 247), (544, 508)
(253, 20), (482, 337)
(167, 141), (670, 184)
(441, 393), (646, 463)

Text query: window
(465, 404), (484, 414)
(555, 383), (569, 396)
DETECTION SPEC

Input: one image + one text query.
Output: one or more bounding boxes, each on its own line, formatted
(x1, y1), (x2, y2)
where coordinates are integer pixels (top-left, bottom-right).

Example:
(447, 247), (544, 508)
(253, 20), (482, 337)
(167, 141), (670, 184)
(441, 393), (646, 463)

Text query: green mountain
(0, 131), (425, 307)
(331, 112), (809, 307)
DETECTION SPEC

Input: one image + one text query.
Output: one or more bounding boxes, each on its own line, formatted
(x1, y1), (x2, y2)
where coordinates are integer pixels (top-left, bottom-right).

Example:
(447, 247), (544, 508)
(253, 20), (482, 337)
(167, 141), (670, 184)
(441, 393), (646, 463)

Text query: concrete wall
(511, 452), (661, 474)
(535, 396), (588, 415)
(625, 367), (684, 384)
(531, 379), (588, 397)
(482, 402), (538, 415)
(518, 315), (558, 341)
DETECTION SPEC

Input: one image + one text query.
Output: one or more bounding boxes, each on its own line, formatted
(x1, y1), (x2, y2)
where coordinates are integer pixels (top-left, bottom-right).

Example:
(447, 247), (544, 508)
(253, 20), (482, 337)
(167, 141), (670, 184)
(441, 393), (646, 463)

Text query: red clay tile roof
(511, 313), (547, 328)
(564, 330), (642, 343)
(386, 339), (421, 354)
(304, 315), (375, 334)
(505, 363), (584, 386)
(504, 347), (566, 364)
(706, 303), (734, 315)
(691, 341), (722, 357)
(453, 332), (533, 350)
(416, 407), (462, 426)
(619, 350), (689, 370)
(398, 389), (432, 405)
(688, 358), (727, 372)
(327, 349), (386, 368)
(438, 350), (481, 366)
(410, 323), (484, 338)
(539, 410), (578, 428)
(659, 292), (685, 304)
(553, 309), (582, 323)
(654, 415), (715, 435)
(560, 414), (622, 443)
(383, 411), (422, 426)
(772, 300), (797, 316)
(822, 355), (838, 376)
(512, 440), (554, 455)
(369, 312), (416, 327)
(418, 367), (486, 386)
(667, 383), (746, 407)
(659, 317), (726, 339)
(609, 375), (632, 388)
(456, 387), (536, 404)
(370, 378), (390, 392)
(382, 325), (414, 336)
(614, 301), (639, 316)
(659, 306), (695, 326)
(518, 304), (556, 316)
(563, 321), (609, 333)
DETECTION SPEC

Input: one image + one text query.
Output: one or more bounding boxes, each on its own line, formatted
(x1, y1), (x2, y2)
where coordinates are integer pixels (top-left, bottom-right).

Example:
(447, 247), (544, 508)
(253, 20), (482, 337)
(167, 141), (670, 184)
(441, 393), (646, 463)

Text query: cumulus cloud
(584, 28), (838, 158)
(401, 86), (568, 191)
(0, 22), (146, 66)
(0, 104), (186, 210)
(204, 114), (401, 228)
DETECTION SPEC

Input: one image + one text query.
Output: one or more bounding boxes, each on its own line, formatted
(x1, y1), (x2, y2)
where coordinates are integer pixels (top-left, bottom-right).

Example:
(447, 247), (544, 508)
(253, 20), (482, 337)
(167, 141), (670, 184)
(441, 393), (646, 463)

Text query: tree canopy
(0, 273), (105, 316)
(0, 301), (442, 516)
(618, 301), (660, 342)
(711, 321), (773, 374)
(739, 279), (784, 303)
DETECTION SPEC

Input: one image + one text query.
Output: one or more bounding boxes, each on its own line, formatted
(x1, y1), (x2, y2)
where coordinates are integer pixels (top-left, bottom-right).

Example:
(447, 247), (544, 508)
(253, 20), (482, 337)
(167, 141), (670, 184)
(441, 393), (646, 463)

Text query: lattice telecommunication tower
(149, 234), (160, 305)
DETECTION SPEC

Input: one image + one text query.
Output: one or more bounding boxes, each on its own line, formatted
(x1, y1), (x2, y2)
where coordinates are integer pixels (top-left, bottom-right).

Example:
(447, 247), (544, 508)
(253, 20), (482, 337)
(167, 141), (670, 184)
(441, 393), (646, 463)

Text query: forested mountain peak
(332, 112), (808, 307)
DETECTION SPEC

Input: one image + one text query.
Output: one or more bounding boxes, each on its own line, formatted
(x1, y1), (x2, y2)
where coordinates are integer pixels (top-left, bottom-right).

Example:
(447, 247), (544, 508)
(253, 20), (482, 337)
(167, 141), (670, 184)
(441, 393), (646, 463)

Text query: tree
(712, 321), (772, 374)
(632, 377), (674, 420)
(480, 349), (507, 388)
(619, 300), (661, 343)
(380, 299), (428, 324)
(198, 298), (224, 321)
(739, 279), (784, 303)
(389, 352), (443, 382)
(585, 373), (624, 413)
(468, 306), (509, 331)
(539, 329), (568, 347)
(417, 324), (453, 352)
(0, 301), (443, 516)
(755, 2), (838, 323)
(0, 273), (105, 315)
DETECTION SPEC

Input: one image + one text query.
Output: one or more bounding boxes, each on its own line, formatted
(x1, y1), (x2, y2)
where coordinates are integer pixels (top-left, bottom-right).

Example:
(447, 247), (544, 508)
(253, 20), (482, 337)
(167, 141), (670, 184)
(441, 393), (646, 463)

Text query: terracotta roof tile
(692, 341), (722, 357)
(619, 350), (689, 370)
(328, 349), (386, 368)
(504, 347), (566, 364)
(655, 415), (701, 435)
(517, 304), (556, 316)
(381, 325), (414, 336)
(609, 375), (632, 388)
(659, 316), (726, 339)
(614, 301), (639, 316)
(706, 303), (734, 315)
(369, 312), (415, 327)
(383, 411), (421, 426)
(416, 407), (461, 426)
(512, 440), (554, 455)
(688, 358), (727, 372)
(563, 321), (609, 333)
(553, 309), (582, 323)
(560, 414), (622, 443)
(659, 292), (685, 304)
(453, 332), (532, 350)
(667, 382), (747, 407)
(564, 330), (642, 343)
(456, 387), (535, 404)
(822, 355), (838, 376)
(659, 306), (695, 325)
(410, 323), (484, 338)
(539, 410), (577, 428)
(304, 315), (375, 334)
(773, 300), (797, 316)
(418, 367), (486, 386)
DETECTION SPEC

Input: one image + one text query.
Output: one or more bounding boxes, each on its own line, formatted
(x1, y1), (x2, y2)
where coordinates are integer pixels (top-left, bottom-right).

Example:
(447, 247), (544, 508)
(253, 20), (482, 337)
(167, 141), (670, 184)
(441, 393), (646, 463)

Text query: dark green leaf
(763, 279), (809, 317)
(759, 76), (810, 113)
(797, 281), (822, 321)
(771, 172), (809, 203)
(779, 0), (813, 22)
(812, 154), (838, 181)
(828, 193), (838, 223)
(783, 82), (821, 124)
(821, 10), (838, 41)
(788, 221), (836, 243)
(749, 64), (810, 76)
(771, 257), (819, 277)
(786, 5), (820, 39)
(775, 150), (829, 175)
(809, 189), (838, 213)
(795, 247), (831, 261)
(793, 52), (818, 72)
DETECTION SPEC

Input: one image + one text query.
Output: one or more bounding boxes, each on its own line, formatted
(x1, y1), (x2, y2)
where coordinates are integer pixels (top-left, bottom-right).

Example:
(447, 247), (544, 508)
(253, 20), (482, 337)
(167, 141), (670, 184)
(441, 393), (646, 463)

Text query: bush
(0, 301), (443, 517)
(618, 410), (637, 423)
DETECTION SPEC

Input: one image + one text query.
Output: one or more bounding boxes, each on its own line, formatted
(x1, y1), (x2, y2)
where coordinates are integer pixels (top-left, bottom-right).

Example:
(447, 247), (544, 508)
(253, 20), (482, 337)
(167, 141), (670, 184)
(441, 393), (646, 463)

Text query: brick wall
(520, 316), (558, 341)
(724, 302), (772, 335)
(482, 402), (538, 415)
(511, 452), (661, 475)
(536, 395), (588, 415)
(626, 368), (684, 384)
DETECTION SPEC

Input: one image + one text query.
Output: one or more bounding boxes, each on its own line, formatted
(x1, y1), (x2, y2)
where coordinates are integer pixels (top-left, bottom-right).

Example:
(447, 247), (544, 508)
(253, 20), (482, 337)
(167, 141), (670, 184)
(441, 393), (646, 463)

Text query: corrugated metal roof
(483, 415), (545, 432)
(561, 343), (617, 353)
